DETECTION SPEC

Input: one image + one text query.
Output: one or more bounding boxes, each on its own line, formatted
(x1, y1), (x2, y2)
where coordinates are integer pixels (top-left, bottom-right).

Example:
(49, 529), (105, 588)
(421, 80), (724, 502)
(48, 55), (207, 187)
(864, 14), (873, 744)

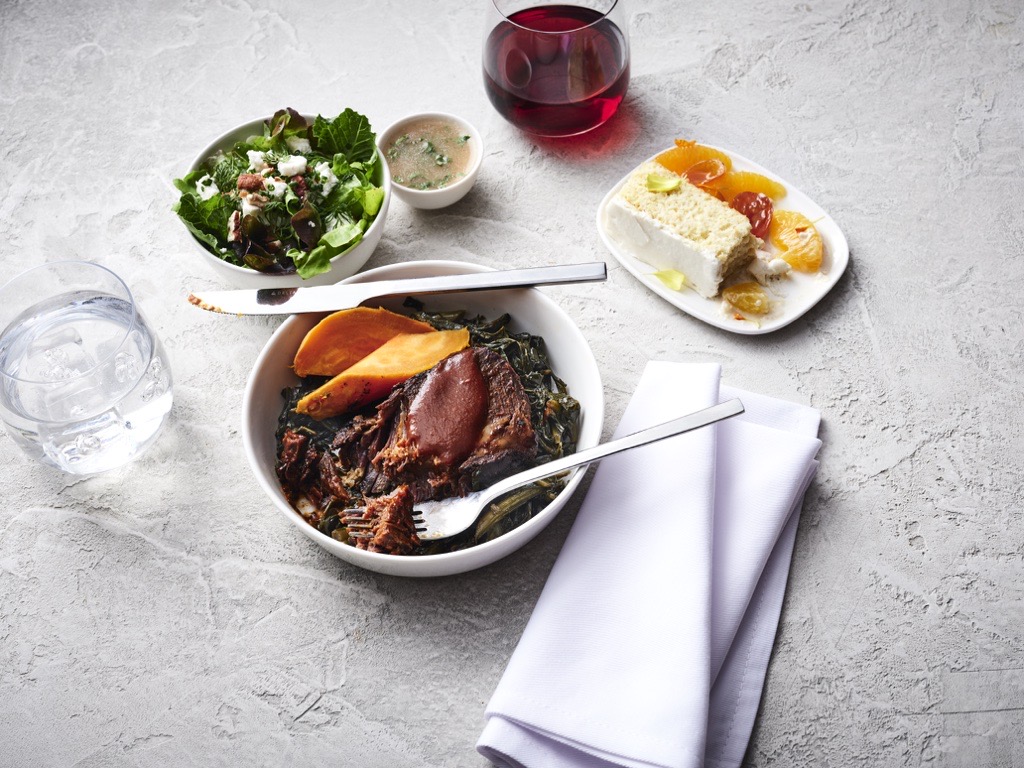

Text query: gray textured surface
(1, 0), (1022, 765)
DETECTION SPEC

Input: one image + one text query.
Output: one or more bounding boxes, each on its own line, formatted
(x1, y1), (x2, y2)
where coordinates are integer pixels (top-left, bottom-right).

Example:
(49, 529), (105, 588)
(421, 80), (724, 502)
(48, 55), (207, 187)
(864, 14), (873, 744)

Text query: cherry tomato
(730, 191), (773, 239)
(684, 158), (727, 187)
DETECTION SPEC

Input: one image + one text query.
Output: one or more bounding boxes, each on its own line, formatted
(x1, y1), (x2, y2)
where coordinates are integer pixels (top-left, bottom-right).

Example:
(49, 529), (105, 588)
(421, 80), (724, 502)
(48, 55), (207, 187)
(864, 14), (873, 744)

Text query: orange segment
(655, 140), (732, 176)
(722, 281), (772, 315)
(684, 158), (727, 187)
(711, 171), (788, 202)
(769, 210), (823, 272)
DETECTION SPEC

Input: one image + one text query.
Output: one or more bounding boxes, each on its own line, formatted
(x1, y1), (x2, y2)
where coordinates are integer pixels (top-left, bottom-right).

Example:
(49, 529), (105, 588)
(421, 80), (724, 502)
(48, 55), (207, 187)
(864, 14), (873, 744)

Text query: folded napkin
(477, 362), (821, 768)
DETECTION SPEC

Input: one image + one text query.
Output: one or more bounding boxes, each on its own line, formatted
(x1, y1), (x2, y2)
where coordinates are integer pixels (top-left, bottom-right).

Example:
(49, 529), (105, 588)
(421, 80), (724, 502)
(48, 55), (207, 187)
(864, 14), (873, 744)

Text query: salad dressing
(385, 117), (472, 191)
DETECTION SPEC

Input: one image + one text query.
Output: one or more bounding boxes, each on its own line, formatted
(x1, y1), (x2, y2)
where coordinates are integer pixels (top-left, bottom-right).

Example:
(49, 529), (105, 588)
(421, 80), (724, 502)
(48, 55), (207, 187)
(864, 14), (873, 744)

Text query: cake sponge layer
(605, 161), (759, 298)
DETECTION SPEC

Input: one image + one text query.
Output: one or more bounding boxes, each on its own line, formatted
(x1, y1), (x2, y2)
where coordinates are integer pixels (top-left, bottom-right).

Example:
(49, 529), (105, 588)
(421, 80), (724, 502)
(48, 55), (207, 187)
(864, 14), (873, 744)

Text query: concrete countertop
(1, 0), (1021, 765)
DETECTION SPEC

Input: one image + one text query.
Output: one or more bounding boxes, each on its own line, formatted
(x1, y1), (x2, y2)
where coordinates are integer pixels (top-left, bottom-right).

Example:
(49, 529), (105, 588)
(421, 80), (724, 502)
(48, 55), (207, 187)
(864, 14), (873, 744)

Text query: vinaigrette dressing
(385, 118), (472, 190)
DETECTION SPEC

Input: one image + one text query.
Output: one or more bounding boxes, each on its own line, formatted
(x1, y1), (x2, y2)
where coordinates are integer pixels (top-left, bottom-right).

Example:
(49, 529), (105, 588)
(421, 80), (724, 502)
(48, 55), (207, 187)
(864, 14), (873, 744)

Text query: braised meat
(351, 485), (420, 555)
(277, 429), (319, 499)
(274, 306), (584, 557)
(456, 345), (540, 494)
(362, 347), (537, 502)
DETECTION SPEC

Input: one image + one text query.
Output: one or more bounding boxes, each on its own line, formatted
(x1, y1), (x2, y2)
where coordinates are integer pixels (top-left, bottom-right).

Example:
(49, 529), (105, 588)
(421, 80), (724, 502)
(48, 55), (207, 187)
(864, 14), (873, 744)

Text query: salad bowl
(241, 259), (605, 577)
(176, 111), (391, 288)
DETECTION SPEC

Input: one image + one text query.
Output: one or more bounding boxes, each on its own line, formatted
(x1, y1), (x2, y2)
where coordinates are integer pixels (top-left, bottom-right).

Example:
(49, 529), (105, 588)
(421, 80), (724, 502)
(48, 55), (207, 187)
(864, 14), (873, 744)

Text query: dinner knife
(187, 262), (608, 315)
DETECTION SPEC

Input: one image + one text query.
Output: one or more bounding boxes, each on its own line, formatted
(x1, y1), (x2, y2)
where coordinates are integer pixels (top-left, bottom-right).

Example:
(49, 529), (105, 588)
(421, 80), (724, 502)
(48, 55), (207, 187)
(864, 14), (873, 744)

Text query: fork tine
(343, 521), (375, 531)
(339, 506), (427, 538)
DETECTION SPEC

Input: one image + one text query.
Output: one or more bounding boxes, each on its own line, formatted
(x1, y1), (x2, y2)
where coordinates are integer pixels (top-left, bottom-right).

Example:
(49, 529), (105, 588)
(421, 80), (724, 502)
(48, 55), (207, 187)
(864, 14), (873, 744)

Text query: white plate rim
(596, 144), (850, 335)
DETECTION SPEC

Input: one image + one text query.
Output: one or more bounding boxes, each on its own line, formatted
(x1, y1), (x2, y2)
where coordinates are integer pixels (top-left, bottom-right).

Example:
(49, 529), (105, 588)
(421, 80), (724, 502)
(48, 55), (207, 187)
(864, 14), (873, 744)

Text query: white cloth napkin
(477, 362), (821, 768)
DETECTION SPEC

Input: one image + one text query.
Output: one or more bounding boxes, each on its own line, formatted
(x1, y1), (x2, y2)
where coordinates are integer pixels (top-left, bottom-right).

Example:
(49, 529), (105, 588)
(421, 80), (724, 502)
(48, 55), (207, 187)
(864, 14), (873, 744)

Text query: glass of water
(0, 261), (173, 474)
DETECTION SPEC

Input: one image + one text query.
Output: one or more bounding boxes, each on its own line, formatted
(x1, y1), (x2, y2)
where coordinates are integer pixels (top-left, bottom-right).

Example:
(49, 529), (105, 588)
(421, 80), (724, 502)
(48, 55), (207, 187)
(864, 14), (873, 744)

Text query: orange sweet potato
(292, 307), (435, 377)
(296, 328), (470, 419)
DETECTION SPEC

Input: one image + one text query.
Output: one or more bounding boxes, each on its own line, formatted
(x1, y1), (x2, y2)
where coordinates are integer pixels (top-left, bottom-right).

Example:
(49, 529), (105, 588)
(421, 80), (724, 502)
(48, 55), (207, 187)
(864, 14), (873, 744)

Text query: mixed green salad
(173, 108), (384, 279)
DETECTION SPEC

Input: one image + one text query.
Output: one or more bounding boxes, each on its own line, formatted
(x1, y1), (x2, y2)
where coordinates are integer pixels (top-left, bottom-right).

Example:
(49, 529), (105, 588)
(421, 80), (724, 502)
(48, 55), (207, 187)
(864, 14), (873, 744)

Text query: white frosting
(604, 197), (722, 298)
(748, 250), (792, 285)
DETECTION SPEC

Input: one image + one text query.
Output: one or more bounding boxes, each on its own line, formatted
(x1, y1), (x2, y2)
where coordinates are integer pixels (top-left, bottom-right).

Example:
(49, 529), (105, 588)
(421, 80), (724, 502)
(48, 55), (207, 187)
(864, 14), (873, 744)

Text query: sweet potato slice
(296, 328), (471, 419)
(293, 307), (435, 377)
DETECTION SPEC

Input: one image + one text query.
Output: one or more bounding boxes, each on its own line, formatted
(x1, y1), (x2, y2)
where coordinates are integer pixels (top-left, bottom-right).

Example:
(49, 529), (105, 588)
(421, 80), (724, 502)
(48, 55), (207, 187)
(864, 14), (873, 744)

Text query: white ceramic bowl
(377, 112), (483, 210)
(178, 114), (391, 288)
(242, 260), (604, 577)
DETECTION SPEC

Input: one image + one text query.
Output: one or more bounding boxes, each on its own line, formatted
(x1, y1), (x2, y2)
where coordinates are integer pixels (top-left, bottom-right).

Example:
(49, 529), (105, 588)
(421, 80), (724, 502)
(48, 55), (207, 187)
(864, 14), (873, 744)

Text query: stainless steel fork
(343, 398), (744, 542)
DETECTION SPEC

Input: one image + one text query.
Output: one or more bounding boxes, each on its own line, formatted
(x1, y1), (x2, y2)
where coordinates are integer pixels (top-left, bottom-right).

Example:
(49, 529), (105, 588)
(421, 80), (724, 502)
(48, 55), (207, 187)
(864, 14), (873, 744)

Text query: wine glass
(482, 0), (630, 137)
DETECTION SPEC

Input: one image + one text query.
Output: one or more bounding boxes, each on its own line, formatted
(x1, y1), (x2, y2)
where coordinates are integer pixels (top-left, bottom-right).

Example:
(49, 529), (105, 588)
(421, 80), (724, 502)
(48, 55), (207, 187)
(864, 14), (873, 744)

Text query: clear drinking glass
(0, 261), (173, 474)
(482, 0), (630, 137)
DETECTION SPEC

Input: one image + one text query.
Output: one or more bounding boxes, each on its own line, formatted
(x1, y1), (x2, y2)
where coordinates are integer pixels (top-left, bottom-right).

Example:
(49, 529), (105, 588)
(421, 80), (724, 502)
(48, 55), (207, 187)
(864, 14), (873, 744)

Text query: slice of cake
(603, 161), (760, 298)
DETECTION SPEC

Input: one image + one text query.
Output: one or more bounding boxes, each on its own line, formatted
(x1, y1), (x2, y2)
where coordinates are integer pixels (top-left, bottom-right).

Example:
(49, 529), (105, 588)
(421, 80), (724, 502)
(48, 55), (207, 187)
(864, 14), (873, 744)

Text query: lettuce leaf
(290, 219), (365, 279)
(172, 170), (206, 196)
(172, 193), (235, 255)
(313, 109), (376, 163)
(356, 185), (384, 217)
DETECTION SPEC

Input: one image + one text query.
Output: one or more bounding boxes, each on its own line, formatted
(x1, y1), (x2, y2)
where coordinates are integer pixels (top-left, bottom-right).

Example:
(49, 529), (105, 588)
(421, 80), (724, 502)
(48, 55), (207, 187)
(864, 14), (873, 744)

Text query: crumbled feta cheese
(239, 190), (264, 218)
(285, 135), (312, 153)
(277, 155), (307, 177)
(195, 174), (219, 200)
(314, 161), (338, 196)
(247, 150), (270, 171)
(263, 177), (289, 199)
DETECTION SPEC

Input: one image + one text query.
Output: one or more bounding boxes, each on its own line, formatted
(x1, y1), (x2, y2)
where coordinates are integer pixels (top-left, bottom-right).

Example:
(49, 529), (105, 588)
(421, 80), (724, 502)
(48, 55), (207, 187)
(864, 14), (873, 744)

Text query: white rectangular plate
(596, 145), (849, 335)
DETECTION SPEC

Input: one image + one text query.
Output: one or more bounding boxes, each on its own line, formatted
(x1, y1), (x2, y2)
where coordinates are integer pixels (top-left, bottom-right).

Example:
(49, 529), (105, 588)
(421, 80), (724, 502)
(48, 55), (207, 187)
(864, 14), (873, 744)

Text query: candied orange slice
(684, 158), (727, 187)
(655, 140), (732, 176)
(722, 281), (771, 315)
(711, 171), (788, 203)
(769, 210), (823, 272)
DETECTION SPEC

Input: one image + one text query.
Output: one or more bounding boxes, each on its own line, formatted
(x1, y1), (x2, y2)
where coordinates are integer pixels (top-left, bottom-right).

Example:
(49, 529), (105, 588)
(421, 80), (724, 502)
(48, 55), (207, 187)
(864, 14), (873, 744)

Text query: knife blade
(187, 262), (608, 315)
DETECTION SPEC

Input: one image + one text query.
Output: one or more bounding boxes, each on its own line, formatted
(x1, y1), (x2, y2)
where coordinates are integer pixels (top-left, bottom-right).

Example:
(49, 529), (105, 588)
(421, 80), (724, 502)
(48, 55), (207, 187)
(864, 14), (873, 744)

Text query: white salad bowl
(242, 260), (604, 578)
(377, 112), (483, 210)
(179, 114), (391, 288)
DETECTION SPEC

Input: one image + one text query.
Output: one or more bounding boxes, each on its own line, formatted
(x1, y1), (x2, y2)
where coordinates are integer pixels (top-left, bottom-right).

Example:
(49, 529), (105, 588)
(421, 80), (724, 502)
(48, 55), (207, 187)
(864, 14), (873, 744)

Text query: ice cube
(25, 326), (93, 381)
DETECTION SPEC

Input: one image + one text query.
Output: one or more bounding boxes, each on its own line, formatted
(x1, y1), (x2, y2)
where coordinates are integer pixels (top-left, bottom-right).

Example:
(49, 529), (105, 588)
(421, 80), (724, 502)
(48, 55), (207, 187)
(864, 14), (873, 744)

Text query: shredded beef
(317, 452), (351, 505)
(283, 345), (539, 555)
(276, 429), (319, 499)
(352, 485), (420, 555)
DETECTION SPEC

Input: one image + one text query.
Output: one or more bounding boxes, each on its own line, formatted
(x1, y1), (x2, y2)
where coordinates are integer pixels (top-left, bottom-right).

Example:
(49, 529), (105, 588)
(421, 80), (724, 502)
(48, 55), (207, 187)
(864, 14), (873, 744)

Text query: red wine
(483, 5), (630, 137)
